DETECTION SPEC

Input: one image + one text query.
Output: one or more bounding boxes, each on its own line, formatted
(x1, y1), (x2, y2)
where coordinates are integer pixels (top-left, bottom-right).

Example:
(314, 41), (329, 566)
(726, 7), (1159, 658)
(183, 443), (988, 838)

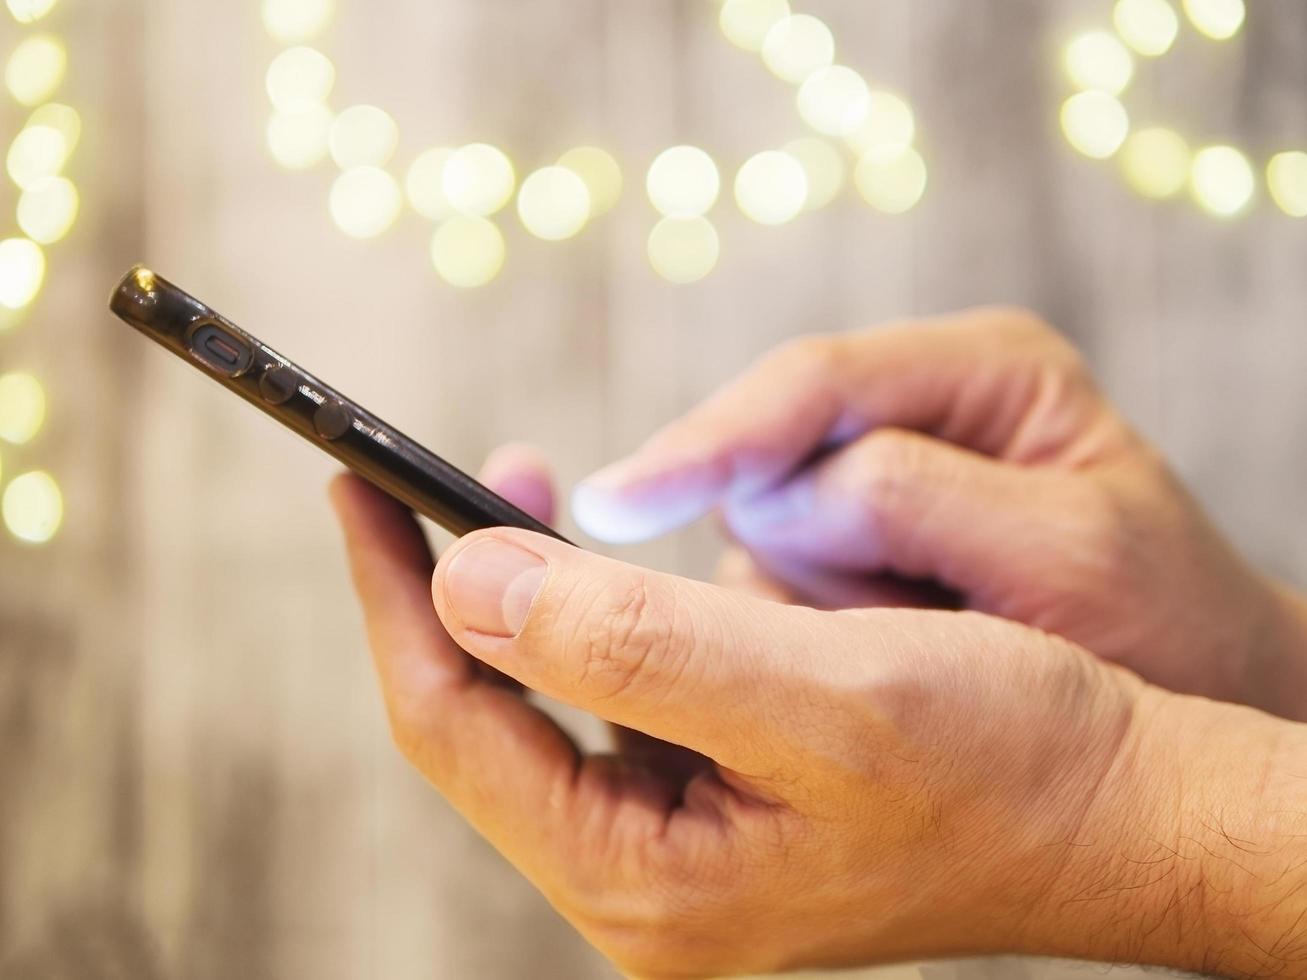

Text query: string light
(3, 1), (74, 546)
(517, 166), (591, 241)
(735, 150), (807, 225)
(1059, 0), (1299, 219)
(259, 0), (924, 289)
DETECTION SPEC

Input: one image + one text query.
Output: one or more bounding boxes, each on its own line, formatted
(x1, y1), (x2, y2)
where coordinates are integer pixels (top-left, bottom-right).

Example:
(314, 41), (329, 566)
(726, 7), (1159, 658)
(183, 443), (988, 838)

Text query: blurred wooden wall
(2, 0), (1305, 978)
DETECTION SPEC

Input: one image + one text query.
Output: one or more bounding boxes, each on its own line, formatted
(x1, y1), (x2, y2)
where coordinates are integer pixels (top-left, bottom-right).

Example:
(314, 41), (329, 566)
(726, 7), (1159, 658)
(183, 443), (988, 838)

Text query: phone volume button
(259, 365), (299, 405)
(314, 400), (354, 441)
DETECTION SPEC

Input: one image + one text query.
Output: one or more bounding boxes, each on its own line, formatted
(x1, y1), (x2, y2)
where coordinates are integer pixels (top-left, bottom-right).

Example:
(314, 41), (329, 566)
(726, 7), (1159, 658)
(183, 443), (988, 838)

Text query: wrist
(1245, 584), (1307, 723)
(1029, 687), (1307, 976)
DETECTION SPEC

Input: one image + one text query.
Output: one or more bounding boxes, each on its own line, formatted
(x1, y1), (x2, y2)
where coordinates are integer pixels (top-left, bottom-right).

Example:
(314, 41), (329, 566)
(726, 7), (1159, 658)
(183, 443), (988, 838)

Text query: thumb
(431, 528), (817, 772)
(724, 428), (1077, 605)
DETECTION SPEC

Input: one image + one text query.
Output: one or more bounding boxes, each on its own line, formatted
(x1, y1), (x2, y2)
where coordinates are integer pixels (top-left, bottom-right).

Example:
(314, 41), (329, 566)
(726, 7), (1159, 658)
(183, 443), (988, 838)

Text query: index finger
(571, 308), (1091, 543)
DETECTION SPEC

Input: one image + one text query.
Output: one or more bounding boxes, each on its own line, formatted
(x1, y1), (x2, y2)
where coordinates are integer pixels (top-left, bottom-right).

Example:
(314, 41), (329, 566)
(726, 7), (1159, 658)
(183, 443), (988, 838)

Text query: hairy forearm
(1032, 690), (1307, 977)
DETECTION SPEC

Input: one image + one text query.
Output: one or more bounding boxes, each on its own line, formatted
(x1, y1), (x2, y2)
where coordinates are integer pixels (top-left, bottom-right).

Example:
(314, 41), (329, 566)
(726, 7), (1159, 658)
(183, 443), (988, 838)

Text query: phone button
(314, 400), (353, 441)
(259, 365), (298, 405)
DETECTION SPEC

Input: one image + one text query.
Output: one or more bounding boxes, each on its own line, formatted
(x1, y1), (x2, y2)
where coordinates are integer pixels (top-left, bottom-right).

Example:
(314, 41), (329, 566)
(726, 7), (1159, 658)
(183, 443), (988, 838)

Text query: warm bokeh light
(1120, 127), (1191, 199)
(797, 65), (871, 137)
(1060, 90), (1130, 159)
(647, 216), (720, 284)
(7, 124), (69, 189)
(6, 0), (57, 25)
(719, 0), (790, 53)
(5, 33), (66, 106)
(3, 469), (61, 544)
(1113, 0), (1180, 56)
(855, 145), (927, 214)
(1064, 31), (1135, 95)
(647, 145), (720, 218)
(328, 166), (402, 239)
(266, 46), (335, 112)
(734, 150), (808, 225)
(405, 146), (455, 220)
(261, 0), (334, 43)
(1182, 0), (1245, 40)
(761, 14), (834, 84)
(1191, 144), (1255, 217)
(430, 215), (506, 288)
(846, 90), (915, 154)
(517, 166), (591, 241)
(267, 105), (333, 170)
(443, 143), (516, 217)
(784, 137), (845, 210)
(1267, 151), (1307, 218)
(0, 372), (46, 445)
(0, 238), (45, 309)
(557, 146), (622, 217)
(16, 175), (78, 244)
(329, 104), (398, 169)
(26, 103), (79, 155)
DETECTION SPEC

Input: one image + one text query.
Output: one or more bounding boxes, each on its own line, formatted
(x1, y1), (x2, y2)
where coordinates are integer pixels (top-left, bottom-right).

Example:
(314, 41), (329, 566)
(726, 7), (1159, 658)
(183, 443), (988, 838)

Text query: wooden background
(2, 0), (1305, 977)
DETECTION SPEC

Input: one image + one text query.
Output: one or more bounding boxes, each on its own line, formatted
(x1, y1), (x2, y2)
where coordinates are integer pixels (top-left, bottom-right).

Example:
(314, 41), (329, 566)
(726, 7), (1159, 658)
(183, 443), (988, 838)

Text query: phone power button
(314, 400), (353, 441)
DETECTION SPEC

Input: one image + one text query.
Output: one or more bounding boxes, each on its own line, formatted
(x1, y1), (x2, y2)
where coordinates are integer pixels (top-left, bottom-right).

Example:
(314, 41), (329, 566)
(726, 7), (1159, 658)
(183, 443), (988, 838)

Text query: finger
(479, 442), (556, 525)
(329, 474), (587, 861)
(722, 428), (1073, 606)
(718, 545), (955, 611)
(571, 310), (1099, 543)
(431, 527), (826, 774)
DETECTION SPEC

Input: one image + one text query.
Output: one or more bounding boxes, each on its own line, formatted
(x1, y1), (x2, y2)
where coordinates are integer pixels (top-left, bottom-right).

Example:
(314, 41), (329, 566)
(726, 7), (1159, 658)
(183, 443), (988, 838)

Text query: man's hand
(332, 464), (1307, 979)
(570, 309), (1307, 721)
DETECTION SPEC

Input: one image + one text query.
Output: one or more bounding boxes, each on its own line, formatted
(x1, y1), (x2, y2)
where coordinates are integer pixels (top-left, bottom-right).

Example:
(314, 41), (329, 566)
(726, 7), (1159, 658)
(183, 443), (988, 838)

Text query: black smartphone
(109, 265), (568, 542)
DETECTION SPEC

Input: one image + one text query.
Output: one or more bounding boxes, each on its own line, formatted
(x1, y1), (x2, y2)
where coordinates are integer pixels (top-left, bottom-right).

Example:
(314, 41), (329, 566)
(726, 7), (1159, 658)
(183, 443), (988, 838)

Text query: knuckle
(837, 429), (921, 530)
(565, 576), (688, 706)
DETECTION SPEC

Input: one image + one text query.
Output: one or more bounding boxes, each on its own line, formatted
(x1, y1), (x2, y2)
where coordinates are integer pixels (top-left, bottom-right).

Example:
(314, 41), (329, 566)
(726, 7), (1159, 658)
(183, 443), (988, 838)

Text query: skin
(329, 309), (1307, 978)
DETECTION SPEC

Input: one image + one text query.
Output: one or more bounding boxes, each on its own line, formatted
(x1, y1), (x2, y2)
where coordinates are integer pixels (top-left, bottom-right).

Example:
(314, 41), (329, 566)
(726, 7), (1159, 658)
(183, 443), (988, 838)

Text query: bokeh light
(0, 238), (45, 309)
(3, 470), (62, 544)
(1267, 151), (1307, 218)
(329, 104), (398, 169)
(266, 46), (335, 112)
(734, 150), (808, 225)
(846, 90), (915, 154)
(267, 105), (333, 170)
(1190, 144), (1255, 217)
(26, 103), (79, 155)
(405, 147), (455, 220)
(443, 143), (516, 217)
(6, 0), (57, 24)
(1182, 0), (1245, 40)
(5, 34), (65, 106)
(7, 124), (69, 189)
(647, 145), (720, 218)
(719, 0), (790, 53)
(0, 372), (45, 444)
(647, 216), (720, 284)
(557, 146), (622, 217)
(797, 65), (871, 137)
(517, 166), (591, 241)
(1120, 127), (1191, 199)
(1060, 90), (1130, 159)
(1064, 31), (1135, 95)
(1113, 0), (1180, 57)
(855, 145), (928, 214)
(430, 215), (505, 288)
(17, 175), (78, 244)
(261, 0), (334, 43)
(761, 14), (834, 84)
(783, 137), (845, 210)
(328, 166), (402, 239)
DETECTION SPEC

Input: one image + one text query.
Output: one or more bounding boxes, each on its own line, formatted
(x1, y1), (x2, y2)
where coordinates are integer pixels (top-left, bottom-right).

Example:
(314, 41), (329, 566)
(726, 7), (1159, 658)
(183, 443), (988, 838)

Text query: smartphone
(109, 265), (568, 542)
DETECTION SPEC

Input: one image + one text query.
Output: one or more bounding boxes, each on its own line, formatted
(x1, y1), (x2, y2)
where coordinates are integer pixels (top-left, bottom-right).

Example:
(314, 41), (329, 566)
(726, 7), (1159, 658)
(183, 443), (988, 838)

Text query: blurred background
(1, 0), (1304, 977)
